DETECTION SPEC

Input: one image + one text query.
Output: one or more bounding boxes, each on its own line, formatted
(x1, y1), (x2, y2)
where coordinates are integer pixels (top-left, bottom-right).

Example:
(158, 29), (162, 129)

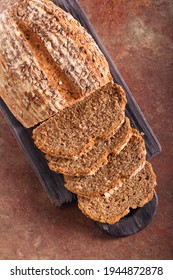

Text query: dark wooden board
(0, 0), (161, 236)
(95, 192), (158, 237)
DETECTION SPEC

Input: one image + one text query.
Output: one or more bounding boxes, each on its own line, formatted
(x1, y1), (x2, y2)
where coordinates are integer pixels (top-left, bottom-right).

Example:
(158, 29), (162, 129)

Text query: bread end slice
(77, 162), (156, 224)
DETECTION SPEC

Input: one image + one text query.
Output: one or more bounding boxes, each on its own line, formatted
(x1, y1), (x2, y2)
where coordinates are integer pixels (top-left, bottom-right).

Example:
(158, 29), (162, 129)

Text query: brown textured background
(0, 0), (173, 260)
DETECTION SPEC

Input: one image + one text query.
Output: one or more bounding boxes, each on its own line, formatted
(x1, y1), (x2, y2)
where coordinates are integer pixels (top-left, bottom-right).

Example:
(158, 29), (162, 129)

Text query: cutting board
(0, 0), (160, 237)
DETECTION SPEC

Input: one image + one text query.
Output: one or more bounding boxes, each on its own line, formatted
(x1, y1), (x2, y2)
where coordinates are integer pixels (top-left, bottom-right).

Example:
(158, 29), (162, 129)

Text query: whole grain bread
(0, 0), (157, 230)
(32, 83), (126, 157)
(46, 118), (132, 175)
(77, 162), (156, 224)
(0, 0), (112, 127)
(64, 129), (146, 197)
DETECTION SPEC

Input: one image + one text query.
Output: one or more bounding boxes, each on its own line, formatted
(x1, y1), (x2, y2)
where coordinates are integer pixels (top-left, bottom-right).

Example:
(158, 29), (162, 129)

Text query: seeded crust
(46, 118), (132, 175)
(64, 129), (146, 197)
(77, 162), (156, 224)
(32, 83), (127, 157)
(0, 0), (112, 127)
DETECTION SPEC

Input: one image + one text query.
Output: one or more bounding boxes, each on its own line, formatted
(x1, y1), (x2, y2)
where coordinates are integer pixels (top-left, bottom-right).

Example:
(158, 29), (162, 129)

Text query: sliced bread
(32, 83), (126, 157)
(77, 161), (156, 224)
(46, 118), (132, 175)
(64, 129), (146, 197)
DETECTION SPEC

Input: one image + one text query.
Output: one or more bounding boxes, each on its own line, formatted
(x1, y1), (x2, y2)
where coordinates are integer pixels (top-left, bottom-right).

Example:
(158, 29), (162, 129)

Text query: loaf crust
(32, 83), (127, 157)
(77, 162), (156, 224)
(0, 0), (112, 127)
(46, 118), (132, 176)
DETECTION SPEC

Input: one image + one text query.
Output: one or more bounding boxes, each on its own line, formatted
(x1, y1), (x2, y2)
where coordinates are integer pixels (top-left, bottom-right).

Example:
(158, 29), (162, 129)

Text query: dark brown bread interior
(64, 129), (146, 197)
(46, 117), (132, 176)
(32, 83), (126, 157)
(77, 162), (156, 224)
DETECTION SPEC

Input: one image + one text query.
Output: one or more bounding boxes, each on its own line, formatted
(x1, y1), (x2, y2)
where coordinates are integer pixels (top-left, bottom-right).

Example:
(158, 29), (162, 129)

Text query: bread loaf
(0, 0), (112, 127)
(0, 0), (157, 228)
(46, 118), (132, 176)
(77, 162), (156, 224)
(64, 129), (146, 197)
(32, 83), (127, 157)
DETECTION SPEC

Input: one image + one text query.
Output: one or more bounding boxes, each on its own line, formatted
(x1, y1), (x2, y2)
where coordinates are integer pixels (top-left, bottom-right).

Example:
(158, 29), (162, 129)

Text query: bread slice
(0, 0), (112, 127)
(32, 83), (126, 157)
(77, 162), (156, 224)
(46, 118), (132, 176)
(64, 129), (146, 197)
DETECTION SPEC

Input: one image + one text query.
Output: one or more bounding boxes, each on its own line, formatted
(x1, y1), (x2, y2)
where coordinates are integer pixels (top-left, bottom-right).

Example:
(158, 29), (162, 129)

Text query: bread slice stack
(0, 0), (157, 225)
(33, 79), (156, 224)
